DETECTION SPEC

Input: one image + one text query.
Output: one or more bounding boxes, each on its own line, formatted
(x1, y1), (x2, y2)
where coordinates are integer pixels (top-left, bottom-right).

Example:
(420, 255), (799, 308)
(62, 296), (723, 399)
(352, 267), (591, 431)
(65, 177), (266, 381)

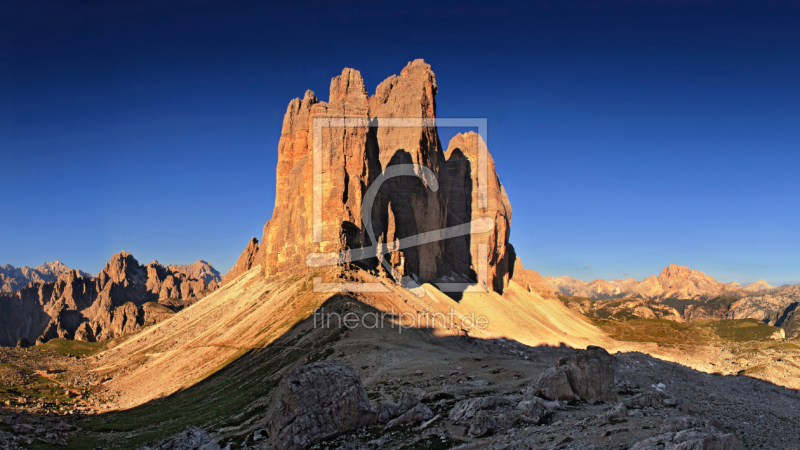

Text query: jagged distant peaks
(0, 250), (221, 346)
(168, 259), (222, 285)
(0, 260), (92, 292)
(545, 264), (774, 301)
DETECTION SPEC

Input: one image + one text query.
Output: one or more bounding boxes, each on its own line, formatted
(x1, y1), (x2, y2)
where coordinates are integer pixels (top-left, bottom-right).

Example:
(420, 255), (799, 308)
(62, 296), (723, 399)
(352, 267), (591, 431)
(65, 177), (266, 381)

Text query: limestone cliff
(236, 59), (516, 293)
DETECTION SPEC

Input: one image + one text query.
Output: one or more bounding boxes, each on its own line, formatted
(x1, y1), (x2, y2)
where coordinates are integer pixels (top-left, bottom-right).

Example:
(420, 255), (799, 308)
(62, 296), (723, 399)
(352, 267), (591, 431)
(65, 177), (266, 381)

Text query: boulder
(372, 392), (419, 423)
(449, 396), (515, 422)
(515, 397), (551, 425)
(467, 410), (496, 437)
(142, 426), (220, 450)
(557, 346), (617, 403)
(265, 361), (376, 450)
(384, 403), (434, 428)
(528, 367), (577, 402)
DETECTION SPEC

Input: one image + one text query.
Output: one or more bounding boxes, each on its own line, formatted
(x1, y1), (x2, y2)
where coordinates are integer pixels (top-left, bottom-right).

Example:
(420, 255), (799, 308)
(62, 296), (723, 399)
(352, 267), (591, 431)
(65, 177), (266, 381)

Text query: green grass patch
(36, 339), (111, 356)
(595, 317), (780, 344)
(705, 319), (778, 342)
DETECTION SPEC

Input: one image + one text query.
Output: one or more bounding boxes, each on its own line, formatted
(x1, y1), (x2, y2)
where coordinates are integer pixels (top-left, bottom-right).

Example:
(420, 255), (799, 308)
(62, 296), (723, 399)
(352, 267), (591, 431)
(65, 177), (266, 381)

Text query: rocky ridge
(0, 252), (219, 346)
(166, 260), (221, 285)
(545, 264), (773, 301)
(0, 261), (92, 293)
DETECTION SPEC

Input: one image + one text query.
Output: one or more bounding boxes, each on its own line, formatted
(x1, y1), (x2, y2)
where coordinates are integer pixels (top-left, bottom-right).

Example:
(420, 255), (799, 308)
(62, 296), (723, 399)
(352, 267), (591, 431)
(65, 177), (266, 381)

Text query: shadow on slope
(69, 293), (800, 450)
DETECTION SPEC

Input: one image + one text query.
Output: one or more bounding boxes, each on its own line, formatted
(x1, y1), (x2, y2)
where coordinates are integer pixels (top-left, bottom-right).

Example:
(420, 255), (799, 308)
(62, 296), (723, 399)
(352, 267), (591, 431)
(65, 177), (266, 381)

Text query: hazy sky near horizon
(2, 1), (799, 285)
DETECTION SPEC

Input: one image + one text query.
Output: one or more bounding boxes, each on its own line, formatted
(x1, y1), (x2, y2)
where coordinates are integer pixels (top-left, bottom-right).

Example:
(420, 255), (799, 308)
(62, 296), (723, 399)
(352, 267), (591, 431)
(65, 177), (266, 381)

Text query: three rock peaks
(225, 59), (515, 293)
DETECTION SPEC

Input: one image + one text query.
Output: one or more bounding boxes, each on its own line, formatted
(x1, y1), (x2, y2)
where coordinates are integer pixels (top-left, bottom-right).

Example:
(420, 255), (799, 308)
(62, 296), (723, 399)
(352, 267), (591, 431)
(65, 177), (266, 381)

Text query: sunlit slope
(94, 267), (610, 409)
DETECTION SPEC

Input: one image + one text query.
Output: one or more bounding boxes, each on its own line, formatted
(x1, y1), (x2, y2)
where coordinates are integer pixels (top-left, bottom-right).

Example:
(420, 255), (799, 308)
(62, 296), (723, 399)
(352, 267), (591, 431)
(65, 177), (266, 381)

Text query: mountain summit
(225, 59), (513, 293)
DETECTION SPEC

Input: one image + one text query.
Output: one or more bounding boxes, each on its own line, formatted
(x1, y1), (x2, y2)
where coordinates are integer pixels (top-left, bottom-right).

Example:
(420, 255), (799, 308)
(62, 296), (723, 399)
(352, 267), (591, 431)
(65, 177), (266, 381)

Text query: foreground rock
(530, 346), (617, 403)
(265, 361), (376, 450)
(141, 426), (220, 450)
(630, 416), (742, 450)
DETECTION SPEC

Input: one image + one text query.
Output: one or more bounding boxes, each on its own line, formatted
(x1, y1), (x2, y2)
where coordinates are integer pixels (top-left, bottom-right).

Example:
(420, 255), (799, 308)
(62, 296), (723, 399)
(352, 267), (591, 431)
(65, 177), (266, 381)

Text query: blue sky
(1, 1), (799, 285)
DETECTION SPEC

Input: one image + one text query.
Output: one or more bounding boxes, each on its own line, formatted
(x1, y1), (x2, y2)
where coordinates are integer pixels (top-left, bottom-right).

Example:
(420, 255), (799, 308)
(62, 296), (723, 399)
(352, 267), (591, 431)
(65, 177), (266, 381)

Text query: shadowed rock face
(444, 131), (512, 292)
(236, 59), (516, 292)
(0, 251), (218, 346)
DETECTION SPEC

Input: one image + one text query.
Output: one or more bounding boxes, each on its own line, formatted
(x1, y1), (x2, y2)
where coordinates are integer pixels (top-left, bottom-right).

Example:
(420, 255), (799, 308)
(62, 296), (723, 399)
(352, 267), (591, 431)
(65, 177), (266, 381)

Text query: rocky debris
(141, 425), (221, 450)
(371, 391), (419, 423)
(12, 423), (33, 433)
(0, 251), (219, 346)
(467, 410), (496, 437)
(623, 390), (675, 409)
(384, 402), (434, 428)
(598, 402), (627, 423)
(556, 346), (617, 403)
(449, 396), (515, 422)
(222, 238), (261, 285)
(266, 361), (376, 450)
(630, 416), (742, 450)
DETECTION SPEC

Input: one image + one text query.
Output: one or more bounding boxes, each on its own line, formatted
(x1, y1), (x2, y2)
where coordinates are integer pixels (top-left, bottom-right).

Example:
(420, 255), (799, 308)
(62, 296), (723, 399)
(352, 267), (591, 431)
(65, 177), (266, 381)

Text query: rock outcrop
(0, 251), (219, 346)
(265, 361), (376, 450)
(444, 131), (512, 292)
(238, 59), (515, 293)
(0, 261), (92, 293)
(142, 426), (220, 450)
(507, 245), (559, 299)
(221, 238), (260, 285)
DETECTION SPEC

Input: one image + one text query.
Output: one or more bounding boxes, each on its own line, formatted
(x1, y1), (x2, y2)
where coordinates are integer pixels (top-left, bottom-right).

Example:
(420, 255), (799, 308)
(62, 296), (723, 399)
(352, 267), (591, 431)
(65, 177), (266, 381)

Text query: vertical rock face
(445, 132), (512, 292)
(253, 59), (513, 292)
(0, 251), (219, 346)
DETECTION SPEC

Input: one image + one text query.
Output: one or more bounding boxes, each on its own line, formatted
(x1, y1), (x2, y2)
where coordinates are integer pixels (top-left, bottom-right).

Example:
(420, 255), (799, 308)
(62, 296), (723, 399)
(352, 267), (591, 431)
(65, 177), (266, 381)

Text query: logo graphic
(305, 118), (492, 297)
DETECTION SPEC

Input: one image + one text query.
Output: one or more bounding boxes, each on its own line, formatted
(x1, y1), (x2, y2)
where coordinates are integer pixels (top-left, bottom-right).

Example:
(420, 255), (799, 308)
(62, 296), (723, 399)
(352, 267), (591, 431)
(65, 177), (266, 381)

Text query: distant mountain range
(166, 260), (222, 285)
(1, 261), (93, 292)
(544, 264), (774, 301)
(0, 252), (220, 346)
